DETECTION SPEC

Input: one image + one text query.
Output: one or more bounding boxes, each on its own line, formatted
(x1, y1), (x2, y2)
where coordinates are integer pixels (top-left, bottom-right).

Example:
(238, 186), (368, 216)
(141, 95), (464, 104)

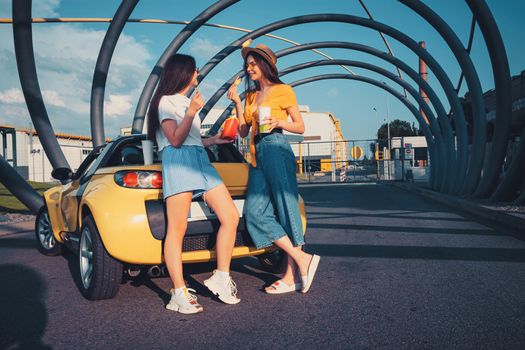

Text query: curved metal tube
(0, 156), (43, 213)
(90, 0), (138, 147)
(203, 41), (454, 191)
(208, 58), (443, 189)
(513, 181), (525, 205)
(465, 0), (513, 200)
(213, 74), (437, 186)
(11, 0), (70, 172)
(278, 59), (443, 188)
(467, 0), (512, 198)
(195, 13), (466, 192)
(131, 0), (239, 134)
(399, 0), (484, 195)
(491, 127), (525, 201)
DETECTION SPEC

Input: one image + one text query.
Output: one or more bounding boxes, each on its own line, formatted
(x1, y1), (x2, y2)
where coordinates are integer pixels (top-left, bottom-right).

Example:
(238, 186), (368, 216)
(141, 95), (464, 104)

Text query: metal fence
(290, 139), (377, 184)
(238, 138), (430, 184)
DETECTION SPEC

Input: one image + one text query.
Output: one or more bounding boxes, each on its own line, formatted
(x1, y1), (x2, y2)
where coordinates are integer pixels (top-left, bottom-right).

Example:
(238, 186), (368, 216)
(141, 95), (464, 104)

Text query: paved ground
(1, 183), (524, 349)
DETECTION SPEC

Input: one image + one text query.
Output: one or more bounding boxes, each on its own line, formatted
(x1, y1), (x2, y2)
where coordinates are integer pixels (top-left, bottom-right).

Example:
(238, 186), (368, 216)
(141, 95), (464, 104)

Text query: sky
(0, 0), (524, 141)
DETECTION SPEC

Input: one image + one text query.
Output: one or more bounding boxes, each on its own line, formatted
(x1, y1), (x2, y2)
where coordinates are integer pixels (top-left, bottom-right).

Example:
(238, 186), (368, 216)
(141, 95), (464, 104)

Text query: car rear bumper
(145, 199), (270, 262)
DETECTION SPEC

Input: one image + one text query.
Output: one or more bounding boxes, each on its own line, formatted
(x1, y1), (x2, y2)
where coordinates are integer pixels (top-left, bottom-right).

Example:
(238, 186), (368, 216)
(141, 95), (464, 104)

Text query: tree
(376, 119), (418, 140)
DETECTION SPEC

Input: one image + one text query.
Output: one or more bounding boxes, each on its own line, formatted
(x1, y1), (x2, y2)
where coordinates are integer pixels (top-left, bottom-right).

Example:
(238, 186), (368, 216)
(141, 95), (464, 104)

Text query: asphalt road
(1, 183), (524, 349)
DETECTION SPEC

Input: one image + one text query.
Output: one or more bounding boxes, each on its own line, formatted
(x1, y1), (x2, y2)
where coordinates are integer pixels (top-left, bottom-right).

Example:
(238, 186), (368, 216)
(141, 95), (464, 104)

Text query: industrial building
(1, 125), (96, 182)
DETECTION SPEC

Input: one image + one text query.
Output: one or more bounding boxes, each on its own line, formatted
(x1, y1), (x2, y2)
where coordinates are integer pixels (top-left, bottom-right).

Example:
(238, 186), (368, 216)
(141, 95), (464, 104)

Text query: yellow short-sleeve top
(243, 84), (298, 167)
(244, 84), (297, 125)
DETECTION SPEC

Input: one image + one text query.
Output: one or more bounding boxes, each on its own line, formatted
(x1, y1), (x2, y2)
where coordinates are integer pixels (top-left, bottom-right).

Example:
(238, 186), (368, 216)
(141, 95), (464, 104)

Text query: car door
(59, 145), (108, 233)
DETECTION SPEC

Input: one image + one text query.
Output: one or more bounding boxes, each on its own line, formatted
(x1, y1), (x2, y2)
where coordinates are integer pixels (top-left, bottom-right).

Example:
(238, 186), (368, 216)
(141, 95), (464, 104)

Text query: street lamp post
(386, 90), (391, 180)
(372, 107), (378, 139)
(386, 93), (391, 155)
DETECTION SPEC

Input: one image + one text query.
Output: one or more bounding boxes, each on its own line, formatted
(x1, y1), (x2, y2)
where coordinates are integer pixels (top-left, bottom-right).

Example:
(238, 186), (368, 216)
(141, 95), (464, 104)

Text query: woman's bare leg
(273, 236), (312, 278)
(280, 250), (302, 286)
(164, 192), (193, 289)
(203, 184), (239, 272)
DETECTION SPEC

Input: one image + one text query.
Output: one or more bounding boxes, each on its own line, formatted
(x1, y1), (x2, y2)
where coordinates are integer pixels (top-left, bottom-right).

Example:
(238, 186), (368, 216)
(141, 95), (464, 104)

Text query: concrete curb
(392, 182), (525, 234)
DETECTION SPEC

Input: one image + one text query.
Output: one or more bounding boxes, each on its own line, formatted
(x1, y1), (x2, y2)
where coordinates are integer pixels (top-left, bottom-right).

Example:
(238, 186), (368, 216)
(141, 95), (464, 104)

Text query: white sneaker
(203, 270), (241, 305)
(166, 287), (204, 314)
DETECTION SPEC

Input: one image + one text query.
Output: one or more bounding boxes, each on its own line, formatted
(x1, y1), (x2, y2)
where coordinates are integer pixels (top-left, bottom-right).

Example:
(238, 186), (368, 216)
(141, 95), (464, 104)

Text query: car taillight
(114, 171), (162, 189)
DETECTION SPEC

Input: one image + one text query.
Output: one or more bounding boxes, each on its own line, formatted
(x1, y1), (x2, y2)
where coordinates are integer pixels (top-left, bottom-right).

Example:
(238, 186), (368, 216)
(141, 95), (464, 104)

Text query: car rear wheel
(257, 249), (285, 273)
(35, 206), (62, 256)
(79, 215), (123, 300)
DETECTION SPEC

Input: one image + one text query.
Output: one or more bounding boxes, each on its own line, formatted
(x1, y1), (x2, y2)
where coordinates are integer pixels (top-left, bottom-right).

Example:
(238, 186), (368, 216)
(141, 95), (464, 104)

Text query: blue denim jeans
(245, 132), (305, 249)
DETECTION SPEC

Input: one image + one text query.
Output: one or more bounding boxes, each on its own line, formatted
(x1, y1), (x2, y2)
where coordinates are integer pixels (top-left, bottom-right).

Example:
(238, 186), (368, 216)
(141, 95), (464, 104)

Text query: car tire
(35, 206), (62, 256)
(257, 249), (285, 274)
(79, 215), (123, 300)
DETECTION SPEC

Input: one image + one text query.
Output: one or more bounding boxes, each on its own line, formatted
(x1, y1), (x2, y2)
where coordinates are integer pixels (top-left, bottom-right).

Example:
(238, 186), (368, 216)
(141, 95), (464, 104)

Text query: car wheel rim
(80, 227), (93, 289)
(37, 211), (55, 249)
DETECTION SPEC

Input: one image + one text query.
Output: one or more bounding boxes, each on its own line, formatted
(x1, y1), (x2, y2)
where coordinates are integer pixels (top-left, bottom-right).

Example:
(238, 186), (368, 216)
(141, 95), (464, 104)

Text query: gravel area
(0, 213), (36, 223)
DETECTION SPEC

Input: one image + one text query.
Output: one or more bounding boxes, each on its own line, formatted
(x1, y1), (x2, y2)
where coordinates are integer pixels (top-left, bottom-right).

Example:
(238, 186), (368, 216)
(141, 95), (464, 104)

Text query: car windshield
(72, 144), (107, 180)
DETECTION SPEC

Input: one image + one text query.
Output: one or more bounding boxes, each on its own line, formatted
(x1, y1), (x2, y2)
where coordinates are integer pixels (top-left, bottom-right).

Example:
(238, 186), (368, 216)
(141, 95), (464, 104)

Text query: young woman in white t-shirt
(147, 54), (240, 314)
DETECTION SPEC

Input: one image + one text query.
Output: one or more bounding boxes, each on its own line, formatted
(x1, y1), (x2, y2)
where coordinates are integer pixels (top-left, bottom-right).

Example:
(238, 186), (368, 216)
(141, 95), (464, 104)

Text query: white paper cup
(258, 106), (271, 134)
(141, 140), (154, 165)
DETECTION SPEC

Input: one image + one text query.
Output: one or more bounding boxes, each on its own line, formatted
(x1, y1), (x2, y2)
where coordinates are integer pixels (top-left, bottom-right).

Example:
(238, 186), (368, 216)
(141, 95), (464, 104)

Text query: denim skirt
(161, 145), (223, 200)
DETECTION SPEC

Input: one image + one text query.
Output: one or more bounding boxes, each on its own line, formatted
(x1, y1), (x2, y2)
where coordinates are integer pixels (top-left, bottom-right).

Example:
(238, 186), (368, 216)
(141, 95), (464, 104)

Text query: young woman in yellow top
(227, 44), (320, 294)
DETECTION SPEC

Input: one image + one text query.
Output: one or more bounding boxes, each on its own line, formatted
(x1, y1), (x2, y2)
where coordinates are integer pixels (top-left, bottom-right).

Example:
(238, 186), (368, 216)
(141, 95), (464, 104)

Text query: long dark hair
(147, 54), (196, 141)
(244, 52), (284, 92)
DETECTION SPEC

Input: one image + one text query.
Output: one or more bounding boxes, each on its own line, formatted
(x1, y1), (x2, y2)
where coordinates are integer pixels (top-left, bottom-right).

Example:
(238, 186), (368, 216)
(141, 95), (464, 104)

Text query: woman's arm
(161, 91), (204, 148)
(201, 134), (233, 147)
(236, 102), (250, 138)
(267, 105), (305, 135)
(227, 84), (250, 138)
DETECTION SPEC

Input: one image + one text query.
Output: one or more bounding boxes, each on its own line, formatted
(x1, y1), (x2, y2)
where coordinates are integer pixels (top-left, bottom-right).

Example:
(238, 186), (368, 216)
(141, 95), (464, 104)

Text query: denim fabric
(245, 132), (305, 249)
(162, 145), (223, 200)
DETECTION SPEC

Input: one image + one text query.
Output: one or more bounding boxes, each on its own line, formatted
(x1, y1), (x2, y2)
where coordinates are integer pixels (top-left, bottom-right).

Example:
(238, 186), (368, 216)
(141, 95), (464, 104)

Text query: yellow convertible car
(35, 134), (306, 300)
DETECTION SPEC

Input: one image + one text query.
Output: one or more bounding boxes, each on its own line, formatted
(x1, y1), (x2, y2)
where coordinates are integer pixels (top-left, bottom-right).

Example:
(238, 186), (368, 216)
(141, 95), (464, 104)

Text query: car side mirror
(51, 167), (73, 181)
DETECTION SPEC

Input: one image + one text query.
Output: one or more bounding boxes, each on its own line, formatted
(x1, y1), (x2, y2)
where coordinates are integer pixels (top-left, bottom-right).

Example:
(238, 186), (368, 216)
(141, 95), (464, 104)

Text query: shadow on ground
(0, 264), (51, 350)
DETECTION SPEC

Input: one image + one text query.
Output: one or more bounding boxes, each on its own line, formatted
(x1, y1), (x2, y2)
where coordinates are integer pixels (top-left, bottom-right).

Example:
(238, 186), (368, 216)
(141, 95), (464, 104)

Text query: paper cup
(258, 106), (271, 134)
(141, 140), (154, 165)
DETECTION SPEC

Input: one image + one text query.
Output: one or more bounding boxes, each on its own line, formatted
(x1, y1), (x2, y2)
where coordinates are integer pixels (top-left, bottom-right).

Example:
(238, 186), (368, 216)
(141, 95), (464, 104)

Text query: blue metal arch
(202, 41), (456, 191)
(189, 13), (467, 193)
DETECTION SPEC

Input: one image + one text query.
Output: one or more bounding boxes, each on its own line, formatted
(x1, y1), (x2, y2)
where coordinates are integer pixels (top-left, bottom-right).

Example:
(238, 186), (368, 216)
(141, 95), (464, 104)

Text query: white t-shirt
(156, 94), (203, 151)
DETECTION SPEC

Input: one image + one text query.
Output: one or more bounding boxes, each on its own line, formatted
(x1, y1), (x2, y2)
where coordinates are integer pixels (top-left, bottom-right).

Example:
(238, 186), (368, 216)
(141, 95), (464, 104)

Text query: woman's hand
(265, 116), (281, 132)
(188, 89), (204, 116)
(204, 133), (234, 147)
(227, 83), (241, 106)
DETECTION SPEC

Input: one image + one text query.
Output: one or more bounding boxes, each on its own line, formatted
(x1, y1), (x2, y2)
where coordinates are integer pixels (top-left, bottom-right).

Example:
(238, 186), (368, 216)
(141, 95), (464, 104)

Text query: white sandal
(301, 255), (320, 293)
(265, 280), (302, 294)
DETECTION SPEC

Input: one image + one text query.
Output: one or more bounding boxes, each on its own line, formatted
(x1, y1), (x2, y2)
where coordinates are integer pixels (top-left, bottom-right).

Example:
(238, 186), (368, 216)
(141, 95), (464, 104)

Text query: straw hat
(241, 44), (277, 70)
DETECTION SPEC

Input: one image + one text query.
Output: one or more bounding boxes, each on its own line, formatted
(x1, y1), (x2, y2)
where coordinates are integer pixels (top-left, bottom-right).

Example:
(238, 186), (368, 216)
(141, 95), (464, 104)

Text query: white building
(1, 125), (96, 183)
(202, 106), (347, 171)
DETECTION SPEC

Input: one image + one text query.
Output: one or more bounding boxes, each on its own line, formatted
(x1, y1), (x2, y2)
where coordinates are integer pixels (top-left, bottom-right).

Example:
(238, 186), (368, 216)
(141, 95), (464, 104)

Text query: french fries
(233, 76), (242, 87)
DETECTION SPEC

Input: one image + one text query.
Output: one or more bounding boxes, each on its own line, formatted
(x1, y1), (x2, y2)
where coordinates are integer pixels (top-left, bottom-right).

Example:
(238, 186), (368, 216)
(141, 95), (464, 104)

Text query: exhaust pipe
(147, 265), (161, 278)
(161, 265), (168, 276)
(127, 266), (141, 278)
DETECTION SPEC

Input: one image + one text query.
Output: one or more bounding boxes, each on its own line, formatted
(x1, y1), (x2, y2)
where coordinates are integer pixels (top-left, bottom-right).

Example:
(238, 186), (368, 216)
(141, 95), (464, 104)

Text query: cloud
(327, 87), (339, 97)
(0, 88), (64, 107)
(0, 20), (152, 136)
(33, 0), (61, 17)
(188, 37), (223, 60)
(42, 90), (65, 107)
(104, 94), (133, 117)
(0, 0), (61, 17)
(0, 88), (24, 104)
